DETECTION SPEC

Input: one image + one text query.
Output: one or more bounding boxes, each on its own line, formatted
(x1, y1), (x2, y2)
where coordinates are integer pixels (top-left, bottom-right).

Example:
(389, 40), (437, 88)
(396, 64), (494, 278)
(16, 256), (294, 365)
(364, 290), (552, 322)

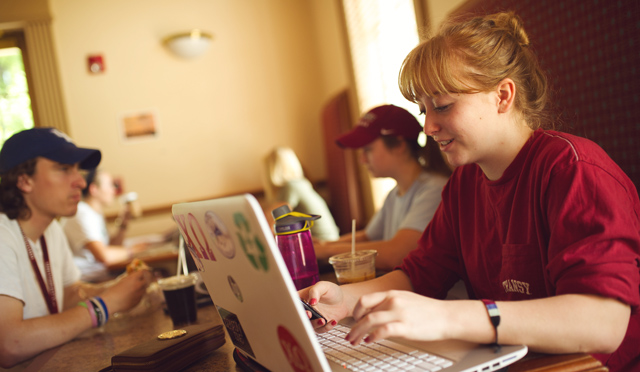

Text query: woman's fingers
(306, 281), (333, 305)
(347, 290), (442, 345)
(352, 291), (391, 320)
(300, 281), (347, 333)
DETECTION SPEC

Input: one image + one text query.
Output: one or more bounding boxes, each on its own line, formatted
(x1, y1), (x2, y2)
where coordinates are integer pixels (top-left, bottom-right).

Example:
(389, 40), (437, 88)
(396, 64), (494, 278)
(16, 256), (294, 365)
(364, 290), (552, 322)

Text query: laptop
(171, 194), (528, 372)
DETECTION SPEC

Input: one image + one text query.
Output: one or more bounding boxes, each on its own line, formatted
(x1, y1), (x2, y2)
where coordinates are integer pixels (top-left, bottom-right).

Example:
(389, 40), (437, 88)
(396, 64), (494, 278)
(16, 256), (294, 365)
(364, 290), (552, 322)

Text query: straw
(351, 219), (356, 256)
(351, 219), (357, 273)
(181, 245), (189, 275)
(176, 235), (189, 276)
(176, 242), (183, 276)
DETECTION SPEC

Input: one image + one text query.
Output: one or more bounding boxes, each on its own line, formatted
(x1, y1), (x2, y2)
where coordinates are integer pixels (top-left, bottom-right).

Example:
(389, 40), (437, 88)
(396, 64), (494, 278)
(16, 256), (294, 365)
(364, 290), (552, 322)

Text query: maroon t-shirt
(400, 130), (640, 371)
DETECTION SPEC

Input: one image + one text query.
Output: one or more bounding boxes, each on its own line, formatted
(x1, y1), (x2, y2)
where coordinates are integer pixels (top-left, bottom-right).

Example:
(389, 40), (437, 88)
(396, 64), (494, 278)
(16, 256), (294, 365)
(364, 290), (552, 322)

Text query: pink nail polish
(309, 298), (318, 306)
(330, 320), (337, 326)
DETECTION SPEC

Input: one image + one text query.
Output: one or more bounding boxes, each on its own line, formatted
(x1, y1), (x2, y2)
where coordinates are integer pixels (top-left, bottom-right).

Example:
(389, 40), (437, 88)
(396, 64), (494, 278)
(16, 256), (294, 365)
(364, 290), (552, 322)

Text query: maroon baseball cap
(335, 105), (423, 148)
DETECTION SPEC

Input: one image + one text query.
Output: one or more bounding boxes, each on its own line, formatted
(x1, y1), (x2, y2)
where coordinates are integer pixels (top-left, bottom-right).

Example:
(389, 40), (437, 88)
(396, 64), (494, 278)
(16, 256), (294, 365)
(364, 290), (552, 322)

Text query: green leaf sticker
(234, 212), (268, 271)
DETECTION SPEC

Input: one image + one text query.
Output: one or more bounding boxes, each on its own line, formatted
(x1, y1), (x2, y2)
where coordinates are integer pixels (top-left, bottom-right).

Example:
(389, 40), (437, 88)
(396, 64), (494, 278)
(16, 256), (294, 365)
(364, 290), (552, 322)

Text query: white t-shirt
(366, 171), (448, 241)
(60, 201), (109, 281)
(0, 214), (81, 319)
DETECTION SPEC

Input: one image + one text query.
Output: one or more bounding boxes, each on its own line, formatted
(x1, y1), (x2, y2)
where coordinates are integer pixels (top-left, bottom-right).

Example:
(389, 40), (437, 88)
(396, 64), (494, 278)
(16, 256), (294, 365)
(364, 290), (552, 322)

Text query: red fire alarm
(87, 55), (105, 74)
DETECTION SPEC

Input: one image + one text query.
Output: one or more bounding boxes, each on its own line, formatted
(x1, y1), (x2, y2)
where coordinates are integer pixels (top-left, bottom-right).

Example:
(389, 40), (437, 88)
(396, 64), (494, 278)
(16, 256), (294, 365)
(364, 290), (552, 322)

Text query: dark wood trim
(105, 181), (328, 222)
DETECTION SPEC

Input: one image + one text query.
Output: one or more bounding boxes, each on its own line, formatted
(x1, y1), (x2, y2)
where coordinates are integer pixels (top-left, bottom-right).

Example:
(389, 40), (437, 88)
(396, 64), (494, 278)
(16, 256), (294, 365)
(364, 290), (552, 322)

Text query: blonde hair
(266, 147), (304, 187)
(399, 12), (551, 130)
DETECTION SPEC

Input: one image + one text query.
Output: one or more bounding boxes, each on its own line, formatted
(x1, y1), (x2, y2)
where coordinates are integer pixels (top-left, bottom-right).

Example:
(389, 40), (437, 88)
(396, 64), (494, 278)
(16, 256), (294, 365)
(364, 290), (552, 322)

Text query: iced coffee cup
(328, 250), (377, 285)
(157, 273), (198, 327)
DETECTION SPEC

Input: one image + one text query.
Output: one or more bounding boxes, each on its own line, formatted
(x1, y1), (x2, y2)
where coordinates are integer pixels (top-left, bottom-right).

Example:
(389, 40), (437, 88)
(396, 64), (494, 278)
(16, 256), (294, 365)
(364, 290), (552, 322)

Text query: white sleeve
(61, 204), (108, 254)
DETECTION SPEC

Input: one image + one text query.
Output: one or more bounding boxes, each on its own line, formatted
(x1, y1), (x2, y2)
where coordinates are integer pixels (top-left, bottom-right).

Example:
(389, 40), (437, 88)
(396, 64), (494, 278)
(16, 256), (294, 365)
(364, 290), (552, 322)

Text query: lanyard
(19, 227), (59, 314)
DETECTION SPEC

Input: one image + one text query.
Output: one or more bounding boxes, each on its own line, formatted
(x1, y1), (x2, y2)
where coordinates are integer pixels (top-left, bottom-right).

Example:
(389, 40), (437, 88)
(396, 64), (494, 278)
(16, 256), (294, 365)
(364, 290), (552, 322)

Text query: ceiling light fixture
(163, 29), (213, 59)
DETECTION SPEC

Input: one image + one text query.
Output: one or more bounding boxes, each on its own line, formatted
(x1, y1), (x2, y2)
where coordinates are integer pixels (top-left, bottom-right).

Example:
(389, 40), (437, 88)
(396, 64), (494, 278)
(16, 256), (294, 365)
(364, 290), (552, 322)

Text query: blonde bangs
(399, 37), (476, 103)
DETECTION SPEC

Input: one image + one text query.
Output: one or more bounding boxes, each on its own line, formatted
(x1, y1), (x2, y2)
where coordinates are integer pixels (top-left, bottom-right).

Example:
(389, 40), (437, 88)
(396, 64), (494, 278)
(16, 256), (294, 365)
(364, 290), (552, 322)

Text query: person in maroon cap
(0, 128), (151, 368)
(314, 104), (451, 271)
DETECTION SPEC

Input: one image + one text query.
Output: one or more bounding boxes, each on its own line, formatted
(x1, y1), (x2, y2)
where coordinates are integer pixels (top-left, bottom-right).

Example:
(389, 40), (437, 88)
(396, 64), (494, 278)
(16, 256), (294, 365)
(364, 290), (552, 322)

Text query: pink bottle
(272, 205), (320, 290)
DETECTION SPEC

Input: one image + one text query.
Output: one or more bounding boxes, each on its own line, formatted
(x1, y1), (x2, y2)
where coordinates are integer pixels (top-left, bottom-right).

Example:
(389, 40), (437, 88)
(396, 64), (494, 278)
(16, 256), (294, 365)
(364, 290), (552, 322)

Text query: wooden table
(106, 242), (180, 276)
(15, 299), (607, 372)
(18, 303), (241, 372)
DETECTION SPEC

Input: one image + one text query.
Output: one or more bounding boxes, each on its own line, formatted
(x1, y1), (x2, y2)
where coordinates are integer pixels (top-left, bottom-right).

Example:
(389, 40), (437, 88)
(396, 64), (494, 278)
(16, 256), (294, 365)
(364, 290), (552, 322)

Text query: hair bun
(491, 12), (530, 48)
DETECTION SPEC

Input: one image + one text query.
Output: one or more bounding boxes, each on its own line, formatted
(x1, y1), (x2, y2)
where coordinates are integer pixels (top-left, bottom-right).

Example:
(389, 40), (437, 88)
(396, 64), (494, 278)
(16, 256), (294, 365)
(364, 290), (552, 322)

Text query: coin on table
(157, 329), (187, 340)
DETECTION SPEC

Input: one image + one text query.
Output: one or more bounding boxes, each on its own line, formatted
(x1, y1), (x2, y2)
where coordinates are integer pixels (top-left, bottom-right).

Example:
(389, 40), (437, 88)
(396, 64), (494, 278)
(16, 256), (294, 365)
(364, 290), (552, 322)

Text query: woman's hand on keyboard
(346, 290), (452, 346)
(299, 281), (351, 333)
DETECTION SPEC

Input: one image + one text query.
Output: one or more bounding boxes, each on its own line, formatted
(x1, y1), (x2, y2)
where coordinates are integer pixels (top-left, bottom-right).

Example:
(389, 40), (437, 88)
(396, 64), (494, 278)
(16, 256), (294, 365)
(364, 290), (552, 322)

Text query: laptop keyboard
(318, 324), (454, 372)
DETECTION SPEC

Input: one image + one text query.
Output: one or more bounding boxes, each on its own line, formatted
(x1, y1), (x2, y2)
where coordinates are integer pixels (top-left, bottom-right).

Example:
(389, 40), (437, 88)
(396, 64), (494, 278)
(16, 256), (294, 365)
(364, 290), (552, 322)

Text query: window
(0, 31), (35, 150)
(342, 0), (423, 210)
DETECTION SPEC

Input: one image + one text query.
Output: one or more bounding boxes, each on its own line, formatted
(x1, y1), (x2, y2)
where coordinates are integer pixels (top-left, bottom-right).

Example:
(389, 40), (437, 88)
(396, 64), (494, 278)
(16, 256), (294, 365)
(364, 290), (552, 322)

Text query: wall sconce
(163, 29), (213, 59)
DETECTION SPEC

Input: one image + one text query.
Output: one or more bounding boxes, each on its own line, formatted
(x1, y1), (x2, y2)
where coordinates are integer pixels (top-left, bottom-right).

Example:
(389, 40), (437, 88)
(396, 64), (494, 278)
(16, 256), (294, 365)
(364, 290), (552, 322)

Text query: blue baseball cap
(0, 127), (102, 173)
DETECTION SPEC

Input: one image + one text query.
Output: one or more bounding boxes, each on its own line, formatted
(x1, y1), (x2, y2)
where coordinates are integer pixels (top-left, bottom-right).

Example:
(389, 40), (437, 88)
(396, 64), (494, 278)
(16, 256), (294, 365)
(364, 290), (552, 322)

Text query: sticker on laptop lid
(205, 211), (236, 259)
(219, 307), (255, 358)
(277, 325), (315, 372)
(227, 275), (243, 302)
(233, 212), (269, 272)
(174, 212), (217, 263)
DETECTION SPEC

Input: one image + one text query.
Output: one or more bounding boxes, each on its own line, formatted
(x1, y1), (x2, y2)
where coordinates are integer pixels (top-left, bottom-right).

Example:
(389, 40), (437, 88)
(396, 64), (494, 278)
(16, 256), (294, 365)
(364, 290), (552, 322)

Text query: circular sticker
(205, 211), (236, 259)
(277, 325), (314, 372)
(227, 275), (243, 302)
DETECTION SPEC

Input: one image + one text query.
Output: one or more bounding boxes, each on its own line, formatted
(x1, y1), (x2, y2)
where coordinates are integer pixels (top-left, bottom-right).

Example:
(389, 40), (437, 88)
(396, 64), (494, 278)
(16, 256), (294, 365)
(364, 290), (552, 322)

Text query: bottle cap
(271, 204), (292, 219)
(272, 205), (321, 235)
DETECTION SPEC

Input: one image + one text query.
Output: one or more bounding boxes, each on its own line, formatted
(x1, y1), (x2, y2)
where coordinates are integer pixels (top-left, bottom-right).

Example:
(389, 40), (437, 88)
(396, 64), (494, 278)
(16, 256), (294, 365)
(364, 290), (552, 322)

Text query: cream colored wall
(44, 0), (350, 212)
(427, 0), (469, 31)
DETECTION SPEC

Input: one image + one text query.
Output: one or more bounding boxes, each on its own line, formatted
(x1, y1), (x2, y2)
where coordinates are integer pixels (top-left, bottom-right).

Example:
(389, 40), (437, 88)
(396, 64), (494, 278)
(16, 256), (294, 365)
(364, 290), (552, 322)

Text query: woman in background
(264, 146), (340, 242)
(314, 104), (451, 271)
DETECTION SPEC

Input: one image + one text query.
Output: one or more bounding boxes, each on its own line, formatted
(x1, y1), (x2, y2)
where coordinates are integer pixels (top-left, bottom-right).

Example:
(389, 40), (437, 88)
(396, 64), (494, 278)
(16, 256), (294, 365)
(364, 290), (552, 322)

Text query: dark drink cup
(158, 274), (198, 327)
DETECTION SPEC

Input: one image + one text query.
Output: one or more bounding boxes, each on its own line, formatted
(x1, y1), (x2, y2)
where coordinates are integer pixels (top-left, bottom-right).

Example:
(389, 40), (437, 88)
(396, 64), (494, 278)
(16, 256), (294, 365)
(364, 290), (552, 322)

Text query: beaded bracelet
(481, 299), (501, 353)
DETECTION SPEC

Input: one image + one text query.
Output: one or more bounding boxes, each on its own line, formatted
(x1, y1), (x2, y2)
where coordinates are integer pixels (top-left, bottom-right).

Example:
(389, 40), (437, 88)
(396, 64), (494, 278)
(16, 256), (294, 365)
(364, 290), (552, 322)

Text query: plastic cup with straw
(328, 219), (377, 284)
(158, 235), (198, 326)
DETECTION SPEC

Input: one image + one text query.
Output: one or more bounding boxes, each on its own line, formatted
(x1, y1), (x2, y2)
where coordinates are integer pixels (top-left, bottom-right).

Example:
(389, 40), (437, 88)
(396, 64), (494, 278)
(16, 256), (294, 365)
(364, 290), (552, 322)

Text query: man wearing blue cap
(0, 128), (150, 368)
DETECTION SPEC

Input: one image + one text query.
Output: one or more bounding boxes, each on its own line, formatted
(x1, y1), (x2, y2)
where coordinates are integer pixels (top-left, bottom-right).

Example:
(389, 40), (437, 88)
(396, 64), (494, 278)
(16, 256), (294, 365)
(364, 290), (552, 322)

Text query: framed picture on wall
(119, 109), (159, 142)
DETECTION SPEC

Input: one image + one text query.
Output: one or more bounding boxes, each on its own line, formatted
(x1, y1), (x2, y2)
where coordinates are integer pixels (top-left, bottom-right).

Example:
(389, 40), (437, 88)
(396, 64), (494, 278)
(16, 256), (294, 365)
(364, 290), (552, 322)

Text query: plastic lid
(271, 204), (292, 219)
(328, 250), (377, 264)
(271, 206), (322, 234)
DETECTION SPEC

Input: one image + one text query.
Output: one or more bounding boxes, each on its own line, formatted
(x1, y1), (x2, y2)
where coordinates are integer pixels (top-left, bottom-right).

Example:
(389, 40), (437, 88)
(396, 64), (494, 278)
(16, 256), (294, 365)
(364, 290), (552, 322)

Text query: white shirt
(0, 214), (81, 319)
(60, 201), (109, 281)
(366, 171), (448, 241)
